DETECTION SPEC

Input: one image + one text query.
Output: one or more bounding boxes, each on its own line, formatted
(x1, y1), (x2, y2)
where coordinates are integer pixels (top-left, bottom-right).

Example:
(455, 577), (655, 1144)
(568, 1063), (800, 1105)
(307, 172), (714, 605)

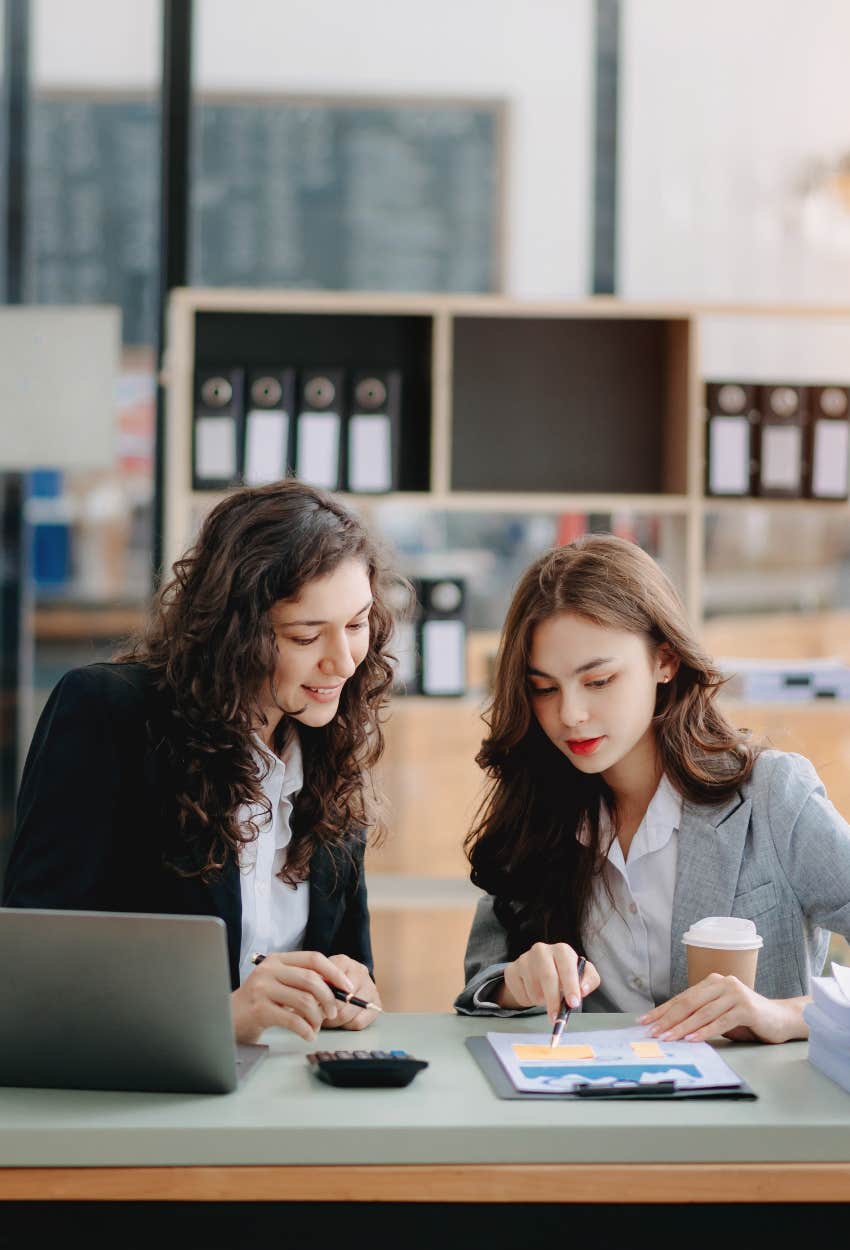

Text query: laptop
(0, 908), (268, 1094)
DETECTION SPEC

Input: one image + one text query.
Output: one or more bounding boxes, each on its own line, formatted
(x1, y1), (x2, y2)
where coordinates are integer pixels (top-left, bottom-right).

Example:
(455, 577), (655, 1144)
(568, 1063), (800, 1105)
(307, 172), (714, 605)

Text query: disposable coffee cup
(682, 916), (763, 988)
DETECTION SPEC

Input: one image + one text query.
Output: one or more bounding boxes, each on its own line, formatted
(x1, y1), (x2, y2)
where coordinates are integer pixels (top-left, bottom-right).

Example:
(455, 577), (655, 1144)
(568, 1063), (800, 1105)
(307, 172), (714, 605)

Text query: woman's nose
(559, 689), (588, 728)
(319, 637), (356, 679)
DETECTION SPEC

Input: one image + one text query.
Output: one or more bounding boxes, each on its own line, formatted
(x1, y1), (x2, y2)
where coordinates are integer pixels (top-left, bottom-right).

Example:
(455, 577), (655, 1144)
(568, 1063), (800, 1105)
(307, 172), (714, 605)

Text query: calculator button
(353, 1050), (371, 1059)
(389, 1049), (408, 1057)
(334, 1051), (354, 1059)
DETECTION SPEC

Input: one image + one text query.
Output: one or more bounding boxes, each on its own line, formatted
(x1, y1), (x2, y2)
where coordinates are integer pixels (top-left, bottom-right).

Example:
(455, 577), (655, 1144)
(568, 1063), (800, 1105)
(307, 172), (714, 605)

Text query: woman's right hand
(498, 943), (600, 1020)
(230, 950), (356, 1044)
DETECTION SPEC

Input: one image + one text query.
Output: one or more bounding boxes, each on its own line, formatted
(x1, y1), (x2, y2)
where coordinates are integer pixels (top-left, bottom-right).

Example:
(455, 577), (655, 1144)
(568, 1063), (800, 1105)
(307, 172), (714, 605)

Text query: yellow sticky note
(630, 1041), (664, 1059)
(512, 1044), (596, 1061)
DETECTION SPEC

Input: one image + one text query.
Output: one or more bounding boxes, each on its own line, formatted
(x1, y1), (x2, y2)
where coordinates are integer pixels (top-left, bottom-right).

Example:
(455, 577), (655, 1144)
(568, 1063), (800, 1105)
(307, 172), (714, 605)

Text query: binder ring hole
(251, 376), (283, 407)
(355, 378), (387, 410)
(200, 377), (233, 408)
(304, 377), (336, 409)
(717, 384), (747, 414)
(769, 387), (799, 418)
(820, 387), (848, 417)
(430, 581), (462, 613)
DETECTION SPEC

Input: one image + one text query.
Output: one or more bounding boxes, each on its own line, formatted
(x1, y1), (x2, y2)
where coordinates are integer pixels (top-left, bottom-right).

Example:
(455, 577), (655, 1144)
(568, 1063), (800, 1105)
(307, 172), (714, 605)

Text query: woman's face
(263, 557), (373, 731)
(526, 611), (676, 793)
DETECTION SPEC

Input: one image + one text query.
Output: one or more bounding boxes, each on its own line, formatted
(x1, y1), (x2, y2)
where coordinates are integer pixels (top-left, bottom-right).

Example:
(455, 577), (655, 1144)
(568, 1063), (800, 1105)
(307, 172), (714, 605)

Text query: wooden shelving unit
(162, 291), (850, 1009)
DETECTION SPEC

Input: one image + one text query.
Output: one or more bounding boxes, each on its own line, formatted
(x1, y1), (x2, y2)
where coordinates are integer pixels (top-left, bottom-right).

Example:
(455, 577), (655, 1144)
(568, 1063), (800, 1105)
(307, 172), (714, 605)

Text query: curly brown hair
(118, 480), (405, 884)
(465, 533), (758, 957)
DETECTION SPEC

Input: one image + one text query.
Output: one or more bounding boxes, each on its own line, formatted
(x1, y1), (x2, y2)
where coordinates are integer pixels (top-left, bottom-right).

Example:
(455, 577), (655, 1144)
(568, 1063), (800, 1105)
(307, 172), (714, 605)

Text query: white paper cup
(682, 916), (763, 988)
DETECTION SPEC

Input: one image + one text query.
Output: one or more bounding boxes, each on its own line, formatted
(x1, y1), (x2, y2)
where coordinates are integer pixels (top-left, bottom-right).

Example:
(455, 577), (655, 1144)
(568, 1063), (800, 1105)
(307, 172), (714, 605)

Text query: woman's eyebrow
(527, 656), (615, 679)
(276, 598), (373, 628)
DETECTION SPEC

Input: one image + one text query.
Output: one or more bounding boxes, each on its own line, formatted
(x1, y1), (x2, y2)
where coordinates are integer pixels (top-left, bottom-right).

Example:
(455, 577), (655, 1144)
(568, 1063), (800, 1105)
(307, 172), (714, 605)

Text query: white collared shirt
(580, 773), (682, 1012)
(237, 733), (310, 987)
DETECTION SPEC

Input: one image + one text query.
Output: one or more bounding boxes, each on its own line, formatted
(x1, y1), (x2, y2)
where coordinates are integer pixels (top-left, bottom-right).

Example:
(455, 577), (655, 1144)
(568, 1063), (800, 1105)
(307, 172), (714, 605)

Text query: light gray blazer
(454, 750), (850, 1015)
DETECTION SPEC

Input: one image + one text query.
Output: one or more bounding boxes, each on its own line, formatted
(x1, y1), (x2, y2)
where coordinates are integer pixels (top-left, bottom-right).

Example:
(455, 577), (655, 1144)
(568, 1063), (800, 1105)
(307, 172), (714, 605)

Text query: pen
(250, 952), (383, 1012)
(550, 955), (587, 1049)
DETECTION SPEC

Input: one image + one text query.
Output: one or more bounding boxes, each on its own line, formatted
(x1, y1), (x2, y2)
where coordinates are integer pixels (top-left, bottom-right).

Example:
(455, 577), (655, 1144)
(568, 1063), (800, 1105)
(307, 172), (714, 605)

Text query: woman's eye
(586, 676), (613, 689)
(290, 635), (319, 647)
(347, 620), (369, 632)
(529, 685), (556, 697)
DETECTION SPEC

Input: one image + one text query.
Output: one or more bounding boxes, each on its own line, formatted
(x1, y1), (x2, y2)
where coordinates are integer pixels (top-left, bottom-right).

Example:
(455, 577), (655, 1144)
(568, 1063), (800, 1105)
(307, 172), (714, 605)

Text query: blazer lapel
(304, 842), (346, 955)
(669, 792), (752, 994)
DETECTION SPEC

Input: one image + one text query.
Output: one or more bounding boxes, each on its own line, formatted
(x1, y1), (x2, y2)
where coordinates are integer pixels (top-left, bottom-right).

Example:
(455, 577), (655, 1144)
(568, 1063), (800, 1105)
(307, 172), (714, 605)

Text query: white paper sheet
(487, 1026), (745, 1094)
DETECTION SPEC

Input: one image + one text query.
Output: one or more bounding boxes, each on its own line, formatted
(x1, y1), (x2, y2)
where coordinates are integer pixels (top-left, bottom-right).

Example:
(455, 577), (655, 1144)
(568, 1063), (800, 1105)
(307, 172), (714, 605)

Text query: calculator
(306, 1049), (429, 1088)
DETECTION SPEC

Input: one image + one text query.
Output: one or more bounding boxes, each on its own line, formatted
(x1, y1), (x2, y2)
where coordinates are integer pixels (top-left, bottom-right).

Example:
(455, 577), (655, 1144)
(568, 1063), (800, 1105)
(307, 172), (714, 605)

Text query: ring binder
(295, 369), (345, 490)
(705, 382), (758, 497)
(419, 577), (467, 697)
(806, 385), (850, 501)
(244, 367), (296, 486)
(756, 384), (807, 499)
(193, 368), (244, 490)
(346, 369), (401, 493)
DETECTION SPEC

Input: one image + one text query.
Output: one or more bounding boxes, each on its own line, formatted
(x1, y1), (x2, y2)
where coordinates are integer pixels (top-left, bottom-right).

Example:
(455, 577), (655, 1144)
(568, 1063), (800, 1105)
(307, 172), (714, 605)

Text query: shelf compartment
(194, 309), (433, 491)
(450, 315), (690, 494)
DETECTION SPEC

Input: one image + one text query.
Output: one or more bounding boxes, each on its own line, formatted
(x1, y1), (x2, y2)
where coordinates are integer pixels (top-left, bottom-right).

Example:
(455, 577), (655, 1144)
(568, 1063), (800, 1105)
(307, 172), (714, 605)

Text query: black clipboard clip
(573, 1080), (677, 1098)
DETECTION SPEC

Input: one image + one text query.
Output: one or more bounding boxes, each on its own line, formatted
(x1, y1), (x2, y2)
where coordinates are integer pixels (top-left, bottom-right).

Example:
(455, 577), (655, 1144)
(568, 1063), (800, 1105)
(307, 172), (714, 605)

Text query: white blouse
(579, 773), (682, 1011)
(237, 734), (310, 987)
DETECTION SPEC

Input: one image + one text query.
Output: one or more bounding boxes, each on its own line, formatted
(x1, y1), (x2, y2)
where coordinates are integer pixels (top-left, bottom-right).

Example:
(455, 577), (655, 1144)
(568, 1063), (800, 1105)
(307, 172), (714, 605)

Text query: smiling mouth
(303, 684), (343, 695)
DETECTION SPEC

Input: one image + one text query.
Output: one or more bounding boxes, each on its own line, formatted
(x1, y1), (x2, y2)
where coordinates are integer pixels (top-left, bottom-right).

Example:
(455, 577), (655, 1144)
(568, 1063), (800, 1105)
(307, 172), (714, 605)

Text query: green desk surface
(1, 1013), (848, 1168)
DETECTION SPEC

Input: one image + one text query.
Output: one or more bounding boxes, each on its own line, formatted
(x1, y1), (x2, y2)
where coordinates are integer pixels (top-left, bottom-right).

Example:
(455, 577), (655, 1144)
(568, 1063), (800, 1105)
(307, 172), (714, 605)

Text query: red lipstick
(566, 736), (605, 756)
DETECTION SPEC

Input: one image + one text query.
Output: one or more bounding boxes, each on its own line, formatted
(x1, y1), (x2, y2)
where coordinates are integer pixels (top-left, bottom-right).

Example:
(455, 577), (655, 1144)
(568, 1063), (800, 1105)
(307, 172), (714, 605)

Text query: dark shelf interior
(451, 317), (675, 493)
(195, 311), (433, 491)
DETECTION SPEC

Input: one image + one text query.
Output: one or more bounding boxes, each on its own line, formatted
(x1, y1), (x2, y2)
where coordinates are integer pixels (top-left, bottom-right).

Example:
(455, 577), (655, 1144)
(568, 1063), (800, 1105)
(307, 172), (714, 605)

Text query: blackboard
(27, 94), (504, 347)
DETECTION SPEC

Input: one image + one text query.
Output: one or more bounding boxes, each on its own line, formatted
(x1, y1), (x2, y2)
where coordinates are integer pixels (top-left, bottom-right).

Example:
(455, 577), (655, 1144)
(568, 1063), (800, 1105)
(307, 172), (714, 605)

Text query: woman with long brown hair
(455, 534), (850, 1044)
(5, 480), (402, 1045)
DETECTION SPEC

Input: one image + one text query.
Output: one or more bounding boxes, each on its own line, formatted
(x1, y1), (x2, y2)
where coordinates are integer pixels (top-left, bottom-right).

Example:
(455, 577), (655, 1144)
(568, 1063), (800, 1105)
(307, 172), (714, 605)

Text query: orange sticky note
(630, 1041), (664, 1059)
(512, 1044), (596, 1061)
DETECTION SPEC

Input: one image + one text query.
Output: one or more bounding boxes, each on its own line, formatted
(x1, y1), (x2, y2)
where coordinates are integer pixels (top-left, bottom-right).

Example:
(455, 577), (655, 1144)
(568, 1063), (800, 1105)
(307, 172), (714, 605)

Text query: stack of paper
(719, 658), (850, 703)
(804, 962), (850, 1094)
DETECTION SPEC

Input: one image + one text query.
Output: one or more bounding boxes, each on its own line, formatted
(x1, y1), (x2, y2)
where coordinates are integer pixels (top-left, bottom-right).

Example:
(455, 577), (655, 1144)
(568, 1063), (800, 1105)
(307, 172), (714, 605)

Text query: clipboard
(465, 1037), (757, 1101)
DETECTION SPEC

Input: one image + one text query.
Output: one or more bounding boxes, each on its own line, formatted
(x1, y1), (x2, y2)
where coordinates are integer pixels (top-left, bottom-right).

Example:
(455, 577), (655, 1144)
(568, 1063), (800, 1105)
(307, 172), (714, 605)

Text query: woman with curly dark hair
(5, 480), (403, 1045)
(455, 534), (850, 1045)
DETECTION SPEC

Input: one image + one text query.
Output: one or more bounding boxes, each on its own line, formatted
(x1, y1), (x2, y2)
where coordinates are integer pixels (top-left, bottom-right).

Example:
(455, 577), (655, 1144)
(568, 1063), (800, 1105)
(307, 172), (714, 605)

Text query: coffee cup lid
(681, 916), (763, 951)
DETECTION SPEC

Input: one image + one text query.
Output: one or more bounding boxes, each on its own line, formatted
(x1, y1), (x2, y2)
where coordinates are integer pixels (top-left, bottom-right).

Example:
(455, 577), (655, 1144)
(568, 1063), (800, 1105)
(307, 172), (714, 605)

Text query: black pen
(250, 952), (383, 1012)
(550, 955), (587, 1049)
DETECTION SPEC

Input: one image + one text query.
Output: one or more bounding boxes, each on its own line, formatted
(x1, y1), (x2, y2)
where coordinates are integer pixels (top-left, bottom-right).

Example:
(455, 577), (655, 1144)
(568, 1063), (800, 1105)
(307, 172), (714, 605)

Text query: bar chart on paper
(487, 1027), (745, 1094)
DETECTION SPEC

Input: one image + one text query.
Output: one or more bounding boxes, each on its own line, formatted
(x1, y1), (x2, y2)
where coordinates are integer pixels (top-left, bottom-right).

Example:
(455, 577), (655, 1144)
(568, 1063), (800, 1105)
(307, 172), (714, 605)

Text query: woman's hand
(639, 974), (809, 1044)
(230, 950), (355, 1044)
(321, 953), (381, 1031)
(498, 942), (600, 1019)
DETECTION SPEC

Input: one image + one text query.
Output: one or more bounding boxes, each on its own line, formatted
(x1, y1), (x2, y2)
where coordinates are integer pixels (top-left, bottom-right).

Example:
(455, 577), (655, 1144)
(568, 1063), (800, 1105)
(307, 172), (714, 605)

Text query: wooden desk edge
(1, 1163), (849, 1203)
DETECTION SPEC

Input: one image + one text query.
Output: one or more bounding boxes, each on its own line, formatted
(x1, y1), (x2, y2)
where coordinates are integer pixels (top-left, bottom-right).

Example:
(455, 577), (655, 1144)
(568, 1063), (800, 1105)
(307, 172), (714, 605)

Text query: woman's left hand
(638, 974), (807, 1044)
(321, 953), (382, 1031)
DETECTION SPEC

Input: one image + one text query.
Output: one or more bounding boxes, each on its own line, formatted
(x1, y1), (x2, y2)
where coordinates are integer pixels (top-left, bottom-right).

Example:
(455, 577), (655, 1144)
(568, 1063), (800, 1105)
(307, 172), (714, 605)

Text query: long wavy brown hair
(119, 480), (405, 884)
(465, 533), (758, 957)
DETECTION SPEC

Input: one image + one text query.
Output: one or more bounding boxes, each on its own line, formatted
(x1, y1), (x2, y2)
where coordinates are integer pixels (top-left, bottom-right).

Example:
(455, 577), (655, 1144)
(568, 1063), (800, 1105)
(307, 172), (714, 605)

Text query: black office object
(806, 385), (850, 501)
(756, 384), (807, 499)
(243, 367), (296, 486)
(346, 369), (401, 493)
(192, 366), (244, 489)
(306, 1049), (429, 1088)
(704, 382), (758, 497)
(418, 577), (467, 697)
(295, 368), (345, 490)
(464, 1037), (756, 1101)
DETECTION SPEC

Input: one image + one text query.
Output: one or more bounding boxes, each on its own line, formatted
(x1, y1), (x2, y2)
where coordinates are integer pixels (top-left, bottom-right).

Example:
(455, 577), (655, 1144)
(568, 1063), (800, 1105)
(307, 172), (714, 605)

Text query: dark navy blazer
(3, 662), (373, 989)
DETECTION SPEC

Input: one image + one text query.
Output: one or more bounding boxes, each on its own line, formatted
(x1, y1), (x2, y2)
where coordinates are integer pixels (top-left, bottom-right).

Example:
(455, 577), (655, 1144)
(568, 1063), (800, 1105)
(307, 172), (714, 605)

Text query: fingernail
(342, 977), (354, 991)
(659, 1031), (672, 1041)
(637, 1013), (648, 1023)
(684, 1033), (697, 1042)
(568, 994), (580, 1008)
(580, 982), (590, 994)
